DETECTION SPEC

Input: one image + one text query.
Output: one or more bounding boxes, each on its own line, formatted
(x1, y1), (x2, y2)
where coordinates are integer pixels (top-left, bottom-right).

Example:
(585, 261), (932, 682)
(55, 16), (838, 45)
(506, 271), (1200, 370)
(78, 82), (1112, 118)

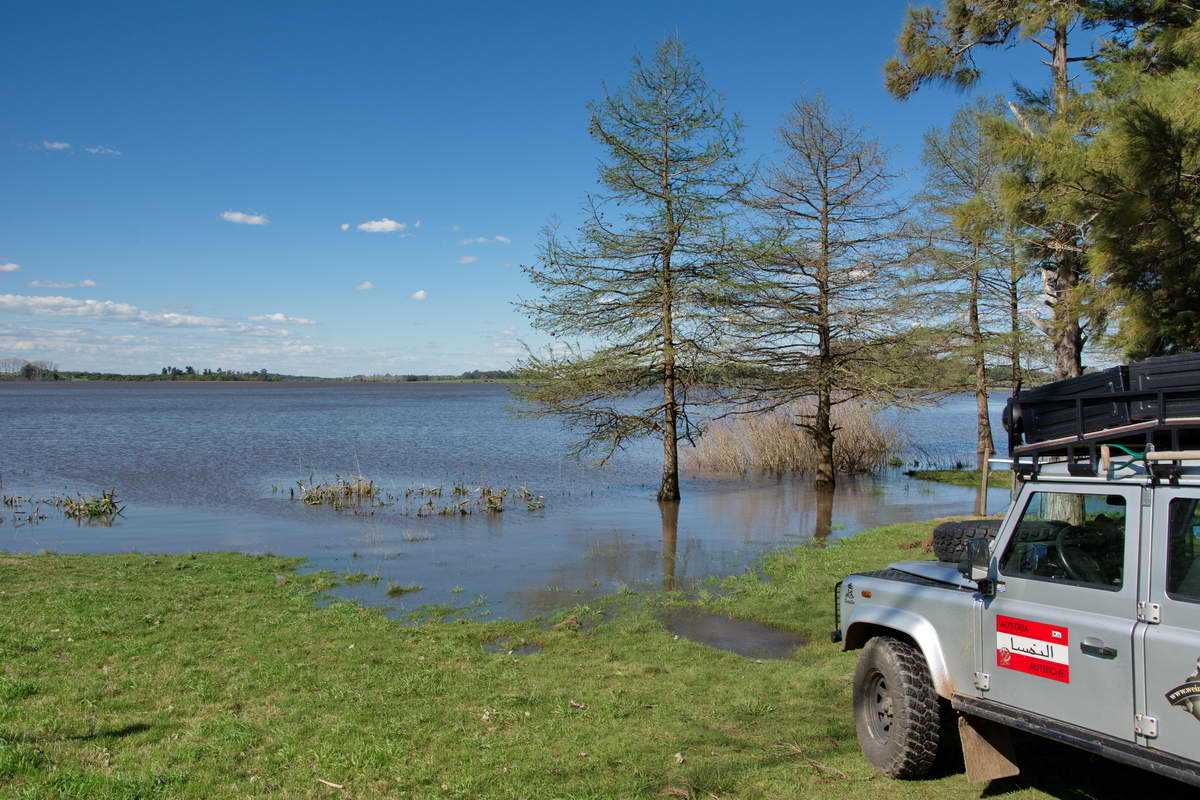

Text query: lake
(0, 381), (1010, 618)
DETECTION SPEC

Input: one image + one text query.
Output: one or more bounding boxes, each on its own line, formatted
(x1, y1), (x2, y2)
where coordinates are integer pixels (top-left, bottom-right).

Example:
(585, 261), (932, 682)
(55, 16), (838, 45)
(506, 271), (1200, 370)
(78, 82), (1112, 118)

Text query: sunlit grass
(0, 522), (1165, 798)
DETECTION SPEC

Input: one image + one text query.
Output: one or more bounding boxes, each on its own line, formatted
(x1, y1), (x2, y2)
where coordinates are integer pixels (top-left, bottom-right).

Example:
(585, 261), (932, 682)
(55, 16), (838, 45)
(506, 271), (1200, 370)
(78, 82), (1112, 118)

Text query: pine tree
(1084, 4), (1200, 357)
(885, 0), (1107, 379)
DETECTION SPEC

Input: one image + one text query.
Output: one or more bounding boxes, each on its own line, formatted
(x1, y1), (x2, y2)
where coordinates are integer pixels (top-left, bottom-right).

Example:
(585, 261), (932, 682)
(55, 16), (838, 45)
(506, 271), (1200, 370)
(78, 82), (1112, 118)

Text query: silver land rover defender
(832, 354), (1200, 787)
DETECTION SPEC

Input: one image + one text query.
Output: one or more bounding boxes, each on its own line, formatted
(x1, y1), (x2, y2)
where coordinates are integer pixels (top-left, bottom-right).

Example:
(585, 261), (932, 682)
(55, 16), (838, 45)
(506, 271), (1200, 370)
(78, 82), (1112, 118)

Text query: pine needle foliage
(514, 39), (745, 501)
(1083, 4), (1200, 358)
(884, 0), (1111, 379)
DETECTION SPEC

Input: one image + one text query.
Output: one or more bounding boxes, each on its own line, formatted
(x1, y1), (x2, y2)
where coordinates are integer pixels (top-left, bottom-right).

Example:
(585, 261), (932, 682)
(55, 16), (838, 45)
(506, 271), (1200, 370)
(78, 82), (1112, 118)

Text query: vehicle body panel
(1142, 486), (1200, 763)
(840, 568), (977, 699)
(981, 481), (1141, 742)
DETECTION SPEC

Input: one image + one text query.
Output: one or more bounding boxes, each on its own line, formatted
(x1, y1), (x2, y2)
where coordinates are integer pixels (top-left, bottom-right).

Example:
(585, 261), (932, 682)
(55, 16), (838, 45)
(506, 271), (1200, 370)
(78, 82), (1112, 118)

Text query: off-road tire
(931, 519), (1002, 564)
(852, 636), (942, 779)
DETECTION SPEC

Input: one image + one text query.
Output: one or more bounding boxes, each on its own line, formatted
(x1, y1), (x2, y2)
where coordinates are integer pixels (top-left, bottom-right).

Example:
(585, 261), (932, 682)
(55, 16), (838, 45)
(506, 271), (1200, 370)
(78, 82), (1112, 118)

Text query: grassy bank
(907, 468), (1013, 489)
(0, 522), (1162, 798)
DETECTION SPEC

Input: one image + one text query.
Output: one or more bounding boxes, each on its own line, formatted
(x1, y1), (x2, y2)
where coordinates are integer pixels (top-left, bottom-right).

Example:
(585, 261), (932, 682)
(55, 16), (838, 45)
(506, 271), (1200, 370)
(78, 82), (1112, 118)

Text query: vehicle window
(1000, 492), (1126, 590)
(1167, 498), (1200, 602)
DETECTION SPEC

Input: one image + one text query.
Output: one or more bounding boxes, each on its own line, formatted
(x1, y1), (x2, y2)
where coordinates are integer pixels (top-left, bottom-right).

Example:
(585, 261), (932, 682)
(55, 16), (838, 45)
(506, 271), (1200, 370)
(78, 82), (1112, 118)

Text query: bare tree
(723, 95), (920, 490)
(0, 357), (26, 376)
(514, 39), (745, 502)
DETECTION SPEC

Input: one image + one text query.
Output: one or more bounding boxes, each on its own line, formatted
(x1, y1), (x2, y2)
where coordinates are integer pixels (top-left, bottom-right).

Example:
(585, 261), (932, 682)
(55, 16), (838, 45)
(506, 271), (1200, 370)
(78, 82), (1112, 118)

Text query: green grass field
(907, 469), (1014, 489)
(0, 520), (1170, 798)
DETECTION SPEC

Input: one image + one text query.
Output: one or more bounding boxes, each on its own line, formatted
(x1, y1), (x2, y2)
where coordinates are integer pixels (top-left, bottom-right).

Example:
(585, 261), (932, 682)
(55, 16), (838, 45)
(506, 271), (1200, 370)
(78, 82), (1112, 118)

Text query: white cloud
(84, 145), (121, 156)
(492, 328), (520, 356)
(356, 218), (406, 233)
(42, 141), (70, 150)
(28, 279), (97, 288)
(449, 224), (461, 231)
(354, 281), (376, 291)
(249, 312), (316, 325)
(414, 220), (422, 229)
(457, 255), (479, 265)
(0, 263), (19, 273)
(410, 289), (427, 301)
(340, 223), (350, 231)
(0, 294), (289, 336)
(220, 210), (270, 226)
(458, 235), (511, 246)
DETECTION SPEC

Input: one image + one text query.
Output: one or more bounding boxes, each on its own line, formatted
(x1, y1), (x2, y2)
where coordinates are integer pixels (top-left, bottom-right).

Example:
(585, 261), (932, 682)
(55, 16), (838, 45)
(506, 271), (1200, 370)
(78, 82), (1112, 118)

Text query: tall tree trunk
(659, 269), (681, 502)
(1009, 251), (1023, 396)
(657, 121), (681, 502)
(813, 197), (836, 491)
(813, 383), (836, 490)
(1048, 20), (1084, 381)
(1050, 258), (1083, 379)
(969, 257), (995, 459)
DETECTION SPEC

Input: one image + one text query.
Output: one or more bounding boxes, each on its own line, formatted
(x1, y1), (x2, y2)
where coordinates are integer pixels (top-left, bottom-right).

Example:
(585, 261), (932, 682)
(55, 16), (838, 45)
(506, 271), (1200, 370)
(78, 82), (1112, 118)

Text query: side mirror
(960, 537), (995, 597)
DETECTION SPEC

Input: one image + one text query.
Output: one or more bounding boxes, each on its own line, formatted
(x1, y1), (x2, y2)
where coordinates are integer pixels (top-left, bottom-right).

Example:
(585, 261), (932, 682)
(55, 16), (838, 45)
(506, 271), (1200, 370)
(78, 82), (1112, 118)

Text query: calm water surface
(0, 382), (1009, 618)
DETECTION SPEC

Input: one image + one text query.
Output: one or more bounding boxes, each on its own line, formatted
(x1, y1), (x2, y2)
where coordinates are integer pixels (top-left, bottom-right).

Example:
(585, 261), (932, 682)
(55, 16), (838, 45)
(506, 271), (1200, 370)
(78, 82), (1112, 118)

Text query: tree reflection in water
(659, 500), (679, 591)
(814, 485), (834, 541)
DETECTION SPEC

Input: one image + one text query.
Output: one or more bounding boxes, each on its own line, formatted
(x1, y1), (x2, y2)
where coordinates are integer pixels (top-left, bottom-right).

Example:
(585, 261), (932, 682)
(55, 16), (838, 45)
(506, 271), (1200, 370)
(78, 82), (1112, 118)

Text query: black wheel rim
(864, 670), (894, 743)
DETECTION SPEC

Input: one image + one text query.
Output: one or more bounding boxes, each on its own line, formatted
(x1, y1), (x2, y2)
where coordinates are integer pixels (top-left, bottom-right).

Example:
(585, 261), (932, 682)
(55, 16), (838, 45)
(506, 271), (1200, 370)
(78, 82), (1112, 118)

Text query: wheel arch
(843, 607), (955, 699)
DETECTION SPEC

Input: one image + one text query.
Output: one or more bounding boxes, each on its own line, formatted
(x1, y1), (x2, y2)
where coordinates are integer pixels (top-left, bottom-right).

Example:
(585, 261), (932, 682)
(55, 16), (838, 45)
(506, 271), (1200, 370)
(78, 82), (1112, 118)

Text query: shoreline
(0, 516), (1144, 798)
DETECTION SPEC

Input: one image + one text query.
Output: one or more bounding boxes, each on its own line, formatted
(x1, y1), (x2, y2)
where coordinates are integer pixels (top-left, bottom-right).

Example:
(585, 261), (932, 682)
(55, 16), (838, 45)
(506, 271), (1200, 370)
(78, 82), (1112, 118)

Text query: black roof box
(1005, 352), (1200, 463)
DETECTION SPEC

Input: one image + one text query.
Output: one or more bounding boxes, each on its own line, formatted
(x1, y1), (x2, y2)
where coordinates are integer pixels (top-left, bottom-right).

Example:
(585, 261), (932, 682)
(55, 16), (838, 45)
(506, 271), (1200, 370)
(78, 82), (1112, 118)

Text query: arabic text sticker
(996, 615), (1070, 683)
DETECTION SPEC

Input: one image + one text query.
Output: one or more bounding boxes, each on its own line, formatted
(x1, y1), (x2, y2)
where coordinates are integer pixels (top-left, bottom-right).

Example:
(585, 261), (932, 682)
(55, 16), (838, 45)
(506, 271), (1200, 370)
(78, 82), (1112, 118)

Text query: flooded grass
(0, 521), (1158, 798)
(292, 474), (378, 508)
(384, 582), (423, 596)
(2, 491), (124, 527)
(285, 475), (546, 518)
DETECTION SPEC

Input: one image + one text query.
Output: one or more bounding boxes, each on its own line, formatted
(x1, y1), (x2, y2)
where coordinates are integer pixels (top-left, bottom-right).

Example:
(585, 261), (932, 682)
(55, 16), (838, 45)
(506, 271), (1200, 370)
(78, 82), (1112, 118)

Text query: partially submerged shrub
(57, 490), (124, 520)
(293, 475), (378, 509)
(684, 401), (904, 476)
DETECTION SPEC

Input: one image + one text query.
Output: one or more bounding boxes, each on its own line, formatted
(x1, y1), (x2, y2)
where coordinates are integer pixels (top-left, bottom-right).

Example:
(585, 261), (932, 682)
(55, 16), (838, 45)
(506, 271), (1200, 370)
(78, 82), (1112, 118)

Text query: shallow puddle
(482, 640), (543, 656)
(662, 608), (806, 659)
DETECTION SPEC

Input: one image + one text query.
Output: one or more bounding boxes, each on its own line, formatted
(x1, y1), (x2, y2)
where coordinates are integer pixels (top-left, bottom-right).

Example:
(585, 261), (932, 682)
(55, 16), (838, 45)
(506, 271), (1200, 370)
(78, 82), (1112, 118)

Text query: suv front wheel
(852, 636), (942, 778)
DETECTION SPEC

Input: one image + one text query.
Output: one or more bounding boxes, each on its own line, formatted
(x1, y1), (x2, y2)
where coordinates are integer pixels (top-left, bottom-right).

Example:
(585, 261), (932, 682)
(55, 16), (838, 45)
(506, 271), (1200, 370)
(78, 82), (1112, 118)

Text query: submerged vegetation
(292, 475), (379, 508)
(684, 402), (904, 476)
(0, 520), (1160, 798)
(1, 491), (125, 527)
(284, 474), (545, 518)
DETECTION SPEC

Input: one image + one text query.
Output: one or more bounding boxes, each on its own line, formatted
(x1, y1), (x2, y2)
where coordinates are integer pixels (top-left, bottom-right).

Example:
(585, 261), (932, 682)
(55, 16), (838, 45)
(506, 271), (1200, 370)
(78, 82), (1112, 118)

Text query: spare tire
(931, 519), (1003, 564)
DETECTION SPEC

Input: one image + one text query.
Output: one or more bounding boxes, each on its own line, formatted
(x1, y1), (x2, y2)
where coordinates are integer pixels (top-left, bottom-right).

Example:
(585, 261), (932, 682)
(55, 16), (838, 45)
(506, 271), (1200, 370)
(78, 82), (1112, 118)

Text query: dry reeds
(684, 401), (904, 476)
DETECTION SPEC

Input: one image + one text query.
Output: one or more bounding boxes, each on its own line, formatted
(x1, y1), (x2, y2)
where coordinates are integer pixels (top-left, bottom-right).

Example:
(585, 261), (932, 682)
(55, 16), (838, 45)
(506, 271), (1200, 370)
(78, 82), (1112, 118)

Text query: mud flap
(958, 714), (1020, 783)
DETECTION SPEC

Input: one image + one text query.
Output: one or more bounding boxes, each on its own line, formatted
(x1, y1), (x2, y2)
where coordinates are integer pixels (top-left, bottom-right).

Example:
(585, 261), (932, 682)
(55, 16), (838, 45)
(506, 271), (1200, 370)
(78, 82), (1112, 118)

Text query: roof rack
(1005, 354), (1200, 483)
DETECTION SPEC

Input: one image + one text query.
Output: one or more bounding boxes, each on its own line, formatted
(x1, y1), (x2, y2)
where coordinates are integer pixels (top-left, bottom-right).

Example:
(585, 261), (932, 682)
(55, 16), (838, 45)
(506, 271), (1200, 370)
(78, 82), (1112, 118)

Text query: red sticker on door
(996, 615), (1070, 683)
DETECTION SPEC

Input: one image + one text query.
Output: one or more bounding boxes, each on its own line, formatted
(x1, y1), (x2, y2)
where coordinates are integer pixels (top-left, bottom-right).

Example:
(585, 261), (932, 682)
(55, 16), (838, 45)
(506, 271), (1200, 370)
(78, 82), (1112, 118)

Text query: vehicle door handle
(1080, 639), (1117, 659)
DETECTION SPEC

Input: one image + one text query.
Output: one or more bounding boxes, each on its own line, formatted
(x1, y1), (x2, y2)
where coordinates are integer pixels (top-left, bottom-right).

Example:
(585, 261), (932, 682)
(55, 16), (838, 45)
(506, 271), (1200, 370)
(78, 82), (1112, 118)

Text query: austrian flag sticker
(996, 615), (1070, 683)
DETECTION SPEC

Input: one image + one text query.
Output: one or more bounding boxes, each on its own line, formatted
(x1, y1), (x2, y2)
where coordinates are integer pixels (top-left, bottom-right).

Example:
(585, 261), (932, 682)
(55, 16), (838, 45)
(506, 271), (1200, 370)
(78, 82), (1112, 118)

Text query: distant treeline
(351, 370), (519, 382)
(0, 358), (518, 383)
(0, 359), (311, 382)
(0, 359), (1049, 389)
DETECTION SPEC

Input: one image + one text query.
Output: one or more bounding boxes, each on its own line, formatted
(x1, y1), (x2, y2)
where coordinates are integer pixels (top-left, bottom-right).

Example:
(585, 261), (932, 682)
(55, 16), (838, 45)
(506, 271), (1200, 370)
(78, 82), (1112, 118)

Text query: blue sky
(2, 1), (1051, 377)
